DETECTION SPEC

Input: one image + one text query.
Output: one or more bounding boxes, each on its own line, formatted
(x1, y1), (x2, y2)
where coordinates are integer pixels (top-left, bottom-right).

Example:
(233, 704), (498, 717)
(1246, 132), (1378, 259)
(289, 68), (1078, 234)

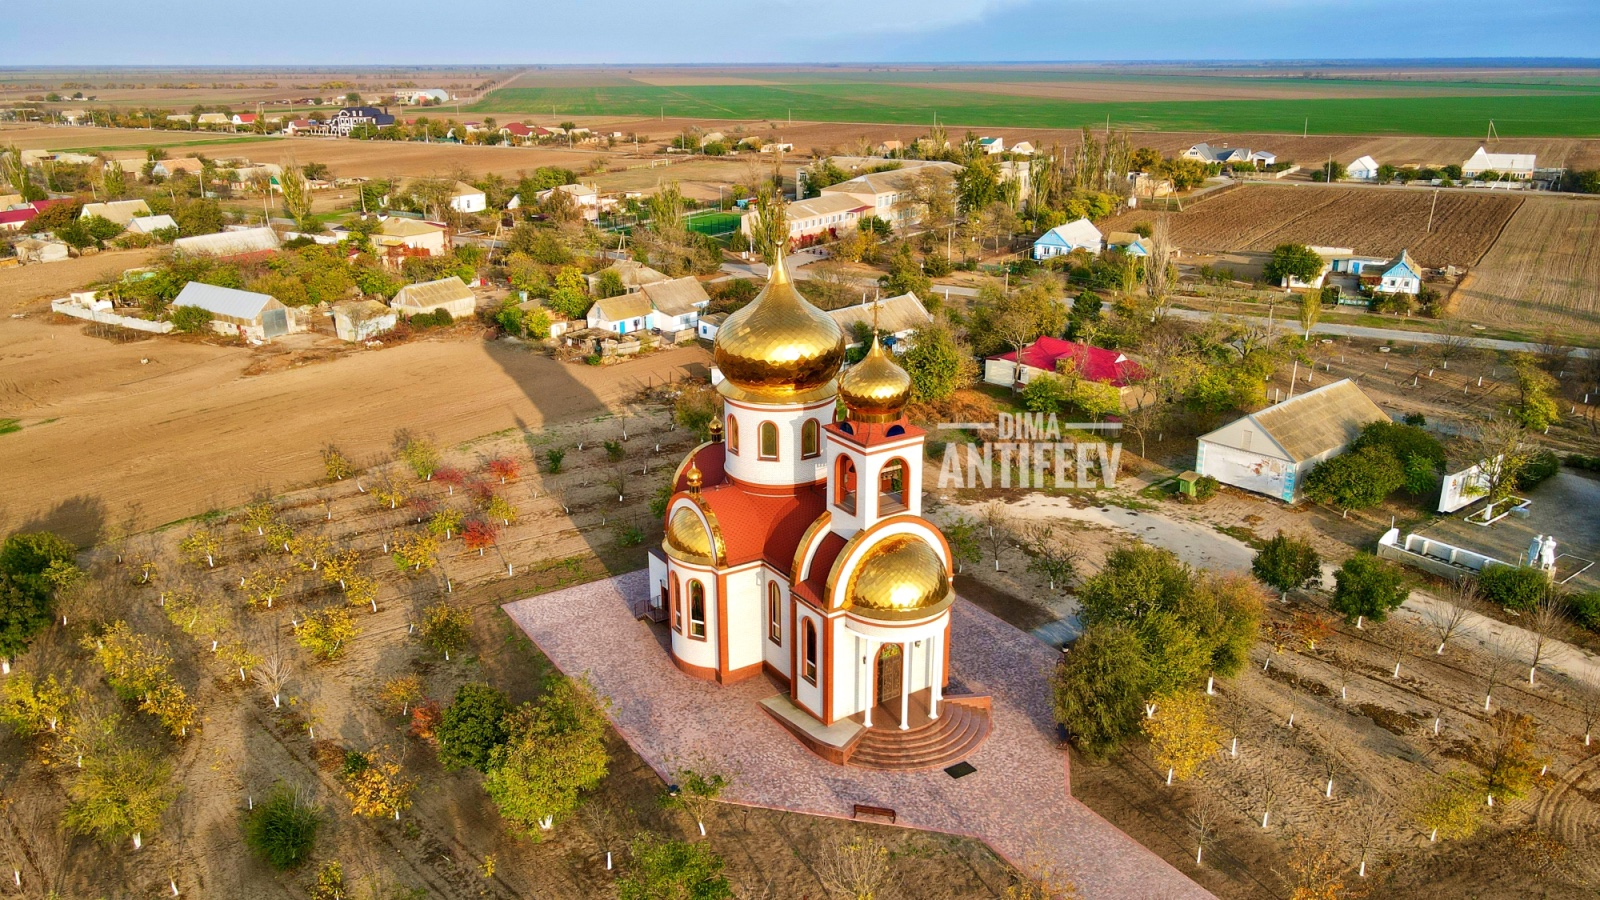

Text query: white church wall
(832, 624), (869, 720)
(722, 397), (833, 487)
(669, 565), (720, 675)
(724, 565), (764, 672)
(793, 606), (825, 719)
(763, 570), (792, 679)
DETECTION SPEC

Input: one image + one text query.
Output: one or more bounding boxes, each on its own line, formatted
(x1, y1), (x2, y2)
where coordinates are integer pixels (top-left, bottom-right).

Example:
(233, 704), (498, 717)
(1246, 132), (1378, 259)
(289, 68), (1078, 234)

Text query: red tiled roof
(29, 199), (72, 212)
(796, 531), (847, 607)
(699, 483), (826, 569)
(503, 123), (533, 135)
(990, 336), (1144, 386)
(0, 209), (38, 225)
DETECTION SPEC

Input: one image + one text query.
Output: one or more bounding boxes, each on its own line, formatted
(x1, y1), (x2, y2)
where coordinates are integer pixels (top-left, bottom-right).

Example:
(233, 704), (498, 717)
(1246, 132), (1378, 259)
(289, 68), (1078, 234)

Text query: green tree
(170, 305), (215, 334)
(1051, 623), (1149, 761)
(1251, 532), (1322, 600)
(878, 243), (932, 298)
(617, 835), (733, 900)
(278, 161), (315, 231)
(1077, 544), (1192, 625)
(1302, 445), (1405, 512)
(419, 601), (472, 661)
(1331, 554), (1408, 626)
(1020, 373), (1069, 414)
(483, 676), (610, 837)
(545, 267), (591, 319)
(1510, 353), (1561, 430)
(0, 531), (75, 661)
(243, 782), (320, 870)
(1262, 243), (1324, 286)
(900, 318), (975, 403)
(1351, 421), (1445, 496)
(437, 682), (512, 772)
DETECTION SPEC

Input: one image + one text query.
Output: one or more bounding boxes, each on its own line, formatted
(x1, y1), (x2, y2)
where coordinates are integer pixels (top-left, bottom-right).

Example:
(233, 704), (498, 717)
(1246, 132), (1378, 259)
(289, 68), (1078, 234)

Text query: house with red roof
(983, 336), (1147, 403)
(500, 122), (533, 142)
(0, 199), (74, 232)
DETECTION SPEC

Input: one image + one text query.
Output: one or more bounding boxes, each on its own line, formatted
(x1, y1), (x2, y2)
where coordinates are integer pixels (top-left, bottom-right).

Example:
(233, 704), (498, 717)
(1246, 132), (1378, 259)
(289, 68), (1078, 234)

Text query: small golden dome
(664, 507), (715, 564)
(839, 336), (912, 423)
(685, 460), (703, 493)
(845, 535), (952, 622)
(713, 255), (845, 404)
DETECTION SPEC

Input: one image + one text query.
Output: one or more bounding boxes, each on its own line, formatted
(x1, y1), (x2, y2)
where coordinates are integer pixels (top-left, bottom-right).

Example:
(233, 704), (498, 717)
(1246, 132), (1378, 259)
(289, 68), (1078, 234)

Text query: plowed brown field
(1102, 184), (1522, 267)
(1454, 197), (1600, 332)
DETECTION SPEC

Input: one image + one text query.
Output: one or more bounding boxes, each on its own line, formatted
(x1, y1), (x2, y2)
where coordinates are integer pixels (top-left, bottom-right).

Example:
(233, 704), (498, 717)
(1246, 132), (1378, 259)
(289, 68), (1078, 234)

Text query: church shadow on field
(5, 493), (107, 549)
(484, 335), (710, 585)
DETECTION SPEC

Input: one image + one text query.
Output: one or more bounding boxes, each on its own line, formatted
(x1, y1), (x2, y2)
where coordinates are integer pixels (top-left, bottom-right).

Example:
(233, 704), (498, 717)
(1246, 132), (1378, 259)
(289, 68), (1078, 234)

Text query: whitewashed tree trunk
(1325, 779), (1333, 798)
(132, 832), (142, 851)
(1230, 737), (1238, 758)
(1206, 676), (1214, 696)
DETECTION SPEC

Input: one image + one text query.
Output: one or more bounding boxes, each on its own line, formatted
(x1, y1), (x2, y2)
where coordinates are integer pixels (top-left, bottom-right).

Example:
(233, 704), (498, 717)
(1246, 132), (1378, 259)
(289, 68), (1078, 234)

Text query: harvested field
(1101, 184), (1522, 267)
(1454, 197), (1600, 333)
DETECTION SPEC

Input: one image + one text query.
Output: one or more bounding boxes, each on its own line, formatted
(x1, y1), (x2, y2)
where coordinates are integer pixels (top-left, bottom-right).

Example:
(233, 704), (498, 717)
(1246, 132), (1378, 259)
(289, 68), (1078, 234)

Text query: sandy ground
(0, 248), (159, 309)
(0, 301), (709, 542)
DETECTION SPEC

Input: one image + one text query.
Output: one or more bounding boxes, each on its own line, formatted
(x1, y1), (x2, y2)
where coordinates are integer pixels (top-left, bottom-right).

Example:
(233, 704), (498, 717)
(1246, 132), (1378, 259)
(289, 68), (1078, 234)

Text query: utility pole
(1304, 117), (1308, 139)
(1426, 189), (1439, 233)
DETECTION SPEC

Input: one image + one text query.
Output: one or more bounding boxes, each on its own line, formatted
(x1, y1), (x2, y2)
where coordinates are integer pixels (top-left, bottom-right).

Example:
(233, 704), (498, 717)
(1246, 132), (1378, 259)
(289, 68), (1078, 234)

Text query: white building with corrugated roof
(391, 276), (477, 321)
(171, 282), (301, 342)
(1462, 146), (1536, 179)
(1195, 379), (1389, 504)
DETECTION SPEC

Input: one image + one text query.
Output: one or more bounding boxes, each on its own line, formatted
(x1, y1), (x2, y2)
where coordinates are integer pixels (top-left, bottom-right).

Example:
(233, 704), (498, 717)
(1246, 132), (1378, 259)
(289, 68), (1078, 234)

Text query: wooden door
(876, 644), (902, 705)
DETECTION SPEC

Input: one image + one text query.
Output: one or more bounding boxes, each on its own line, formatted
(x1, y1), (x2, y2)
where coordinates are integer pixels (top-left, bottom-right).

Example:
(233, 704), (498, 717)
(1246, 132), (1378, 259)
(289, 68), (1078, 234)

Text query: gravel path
(504, 572), (1213, 900)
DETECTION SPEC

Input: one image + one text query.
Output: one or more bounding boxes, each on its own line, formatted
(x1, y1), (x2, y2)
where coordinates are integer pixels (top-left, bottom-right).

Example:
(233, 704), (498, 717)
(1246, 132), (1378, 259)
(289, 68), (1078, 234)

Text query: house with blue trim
(1372, 250), (1421, 295)
(1105, 231), (1149, 257)
(1032, 218), (1102, 260)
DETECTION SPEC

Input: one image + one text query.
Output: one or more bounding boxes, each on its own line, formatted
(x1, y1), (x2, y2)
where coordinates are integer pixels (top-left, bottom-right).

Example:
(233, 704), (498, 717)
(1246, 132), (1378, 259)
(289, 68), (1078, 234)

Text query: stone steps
(846, 698), (992, 771)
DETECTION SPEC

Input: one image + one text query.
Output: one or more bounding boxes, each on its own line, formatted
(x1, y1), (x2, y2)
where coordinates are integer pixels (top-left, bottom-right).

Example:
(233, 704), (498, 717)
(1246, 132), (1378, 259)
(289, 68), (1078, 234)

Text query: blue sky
(8, 0), (1600, 65)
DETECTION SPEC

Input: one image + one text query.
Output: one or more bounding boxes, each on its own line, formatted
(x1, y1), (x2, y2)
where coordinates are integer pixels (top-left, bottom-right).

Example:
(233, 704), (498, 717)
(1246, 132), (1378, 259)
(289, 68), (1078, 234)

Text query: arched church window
(768, 582), (782, 643)
(727, 415), (739, 454)
(759, 421), (779, 460)
(879, 458), (907, 514)
(835, 456), (857, 514)
(671, 574), (682, 633)
(801, 419), (820, 459)
(802, 620), (818, 684)
(688, 580), (707, 639)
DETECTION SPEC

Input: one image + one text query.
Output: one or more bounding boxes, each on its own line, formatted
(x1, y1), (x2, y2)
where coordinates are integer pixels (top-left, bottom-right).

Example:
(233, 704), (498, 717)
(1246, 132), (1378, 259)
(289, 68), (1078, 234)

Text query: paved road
(1164, 306), (1599, 356)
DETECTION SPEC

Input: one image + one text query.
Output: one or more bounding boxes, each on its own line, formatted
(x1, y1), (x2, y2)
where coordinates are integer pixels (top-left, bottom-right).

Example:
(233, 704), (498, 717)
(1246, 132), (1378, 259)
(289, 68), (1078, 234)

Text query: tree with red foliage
(486, 456), (521, 484)
(433, 466), (466, 497)
(466, 479), (495, 505)
(409, 700), (442, 743)
(463, 518), (501, 556)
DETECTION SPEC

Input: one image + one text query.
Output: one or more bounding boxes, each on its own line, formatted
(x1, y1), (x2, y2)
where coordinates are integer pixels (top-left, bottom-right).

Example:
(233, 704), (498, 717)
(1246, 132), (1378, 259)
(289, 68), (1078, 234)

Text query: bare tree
(1255, 768), (1281, 829)
(1483, 632), (1516, 712)
(1426, 579), (1478, 655)
(1527, 593), (1568, 685)
(1349, 807), (1387, 879)
(606, 467), (628, 503)
(980, 502), (1011, 571)
(816, 836), (895, 900)
(1185, 798), (1221, 866)
(1142, 216), (1175, 318)
(579, 795), (633, 872)
(254, 624), (294, 709)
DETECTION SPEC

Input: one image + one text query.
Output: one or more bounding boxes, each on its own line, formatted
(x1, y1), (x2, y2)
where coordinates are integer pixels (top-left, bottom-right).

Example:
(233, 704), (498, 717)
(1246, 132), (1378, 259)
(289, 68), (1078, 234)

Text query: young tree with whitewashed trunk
(1527, 593), (1568, 685)
(1185, 798), (1220, 867)
(1427, 579), (1477, 655)
(663, 767), (728, 837)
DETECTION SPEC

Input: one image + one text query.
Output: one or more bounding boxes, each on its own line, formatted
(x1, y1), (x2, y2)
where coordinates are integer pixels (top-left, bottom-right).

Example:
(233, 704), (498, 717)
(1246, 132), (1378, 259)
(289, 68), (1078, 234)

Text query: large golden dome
(664, 506), (716, 565)
(839, 336), (912, 423)
(845, 535), (952, 622)
(713, 255), (845, 404)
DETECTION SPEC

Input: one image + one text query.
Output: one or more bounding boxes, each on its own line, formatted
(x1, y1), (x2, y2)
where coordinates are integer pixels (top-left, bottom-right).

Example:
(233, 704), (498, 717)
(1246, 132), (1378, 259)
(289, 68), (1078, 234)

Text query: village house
(586, 292), (653, 335)
(1184, 143), (1276, 167)
(586, 259), (669, 295)
(171, 282), (301, 342)
(1104, 231), (1150, 257)
(1032, 218), (1102, 259)
(126, 214), (178, 235)
(1347, 155), (1380, 182)
(332, 299), (397, 342)
(501, 123), (534, 142)
(284, 119), (315, 136)
(397, 89), (451, 105)
(978, 136), (1005, 155)
(1363, 250), (1422, 295)
(875, 140), (903, 156)
(372, 217), (448, 261)
(1462, 146), (1536, 179)
(825, 292), (933, 350)
(80, 199), (151, 226)
(745, 193), (869, 244)
(391, 276), (477, 320)
(697, 312), (726, 341)
(983, 336), (1146, 406)
(535, 182), (603, 220)
(326, 106), (395, 136)
(1009, 141), (1036, 156)
(1195, 379), (1387, 504)
(638, 276), (712, 335)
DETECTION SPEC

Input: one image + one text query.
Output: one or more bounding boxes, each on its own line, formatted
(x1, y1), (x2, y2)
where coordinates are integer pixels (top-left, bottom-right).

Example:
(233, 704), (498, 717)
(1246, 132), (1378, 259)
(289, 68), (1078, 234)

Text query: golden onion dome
(845, 535), (952, 622)
(664, 507), (715, 565)
(685, 459), (703, 493)
(839, 335), (912, 423)
(713, 255), (845, 404)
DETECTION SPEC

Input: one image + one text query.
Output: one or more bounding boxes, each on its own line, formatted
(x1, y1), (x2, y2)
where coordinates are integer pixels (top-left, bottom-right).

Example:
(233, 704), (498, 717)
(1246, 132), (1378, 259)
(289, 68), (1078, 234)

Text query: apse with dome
(647, 243), (991, 768)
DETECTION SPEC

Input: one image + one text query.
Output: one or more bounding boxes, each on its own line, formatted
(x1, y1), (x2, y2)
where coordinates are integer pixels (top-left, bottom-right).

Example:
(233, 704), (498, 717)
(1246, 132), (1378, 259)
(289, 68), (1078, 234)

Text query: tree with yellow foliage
(1141, 691), (1223, 785)
(296, 607), (358, 661)
(341, 748), (414, 820)
(241, 570), (290, 610)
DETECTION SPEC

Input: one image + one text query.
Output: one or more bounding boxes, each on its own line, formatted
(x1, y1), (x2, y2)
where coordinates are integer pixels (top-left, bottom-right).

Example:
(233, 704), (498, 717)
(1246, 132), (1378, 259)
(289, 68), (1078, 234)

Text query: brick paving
(503, 571), (1213, 900)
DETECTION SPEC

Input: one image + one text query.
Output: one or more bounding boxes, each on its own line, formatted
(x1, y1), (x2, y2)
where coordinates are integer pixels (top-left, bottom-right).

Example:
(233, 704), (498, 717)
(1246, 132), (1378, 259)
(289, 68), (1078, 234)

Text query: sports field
(471, 76), (1600, 137)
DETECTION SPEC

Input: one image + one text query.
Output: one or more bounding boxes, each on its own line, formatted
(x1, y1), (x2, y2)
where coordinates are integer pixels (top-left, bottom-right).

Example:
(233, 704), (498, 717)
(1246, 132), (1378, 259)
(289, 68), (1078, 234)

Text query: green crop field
(472, 82), (1600, 137)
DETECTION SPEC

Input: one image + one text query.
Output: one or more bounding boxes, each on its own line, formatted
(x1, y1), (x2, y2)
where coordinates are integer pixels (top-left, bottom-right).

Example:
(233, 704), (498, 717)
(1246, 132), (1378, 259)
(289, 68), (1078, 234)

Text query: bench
(852, 804), (896, 824)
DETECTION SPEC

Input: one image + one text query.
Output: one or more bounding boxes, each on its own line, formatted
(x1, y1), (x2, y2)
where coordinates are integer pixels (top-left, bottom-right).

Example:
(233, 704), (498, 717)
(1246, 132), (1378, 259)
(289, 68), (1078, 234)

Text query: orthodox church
(647, 255), (990, 768)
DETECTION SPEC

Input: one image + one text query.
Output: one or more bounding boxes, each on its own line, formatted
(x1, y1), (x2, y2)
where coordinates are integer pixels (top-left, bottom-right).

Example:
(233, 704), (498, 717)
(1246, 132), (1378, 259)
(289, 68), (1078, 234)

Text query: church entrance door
(876, 644), (902, 707)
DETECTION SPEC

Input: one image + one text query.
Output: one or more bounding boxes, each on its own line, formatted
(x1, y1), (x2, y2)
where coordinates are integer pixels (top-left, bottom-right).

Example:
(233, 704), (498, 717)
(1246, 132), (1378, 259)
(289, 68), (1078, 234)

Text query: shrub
(1191, 475), (1218, 502)
(1565, 453), (1600, 473)
(1569, 592), (1600, 631)
(1515, 450), (1560, 490)
(1479, 565), (1549, 612)
(169, 305), (215, 334)
(436, 682), (511, 773)
(545, 448), (566, 473)
(243, 783), (320, 870)
(616, 835), (732, 900)
(1303, 445), (1405, 511)
(1251, 532), (1321, 599)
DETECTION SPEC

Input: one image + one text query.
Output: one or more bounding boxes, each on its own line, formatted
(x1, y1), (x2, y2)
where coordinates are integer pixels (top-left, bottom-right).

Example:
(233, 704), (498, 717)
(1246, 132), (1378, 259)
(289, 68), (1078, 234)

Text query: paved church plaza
(503, 570), (1211, 899)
